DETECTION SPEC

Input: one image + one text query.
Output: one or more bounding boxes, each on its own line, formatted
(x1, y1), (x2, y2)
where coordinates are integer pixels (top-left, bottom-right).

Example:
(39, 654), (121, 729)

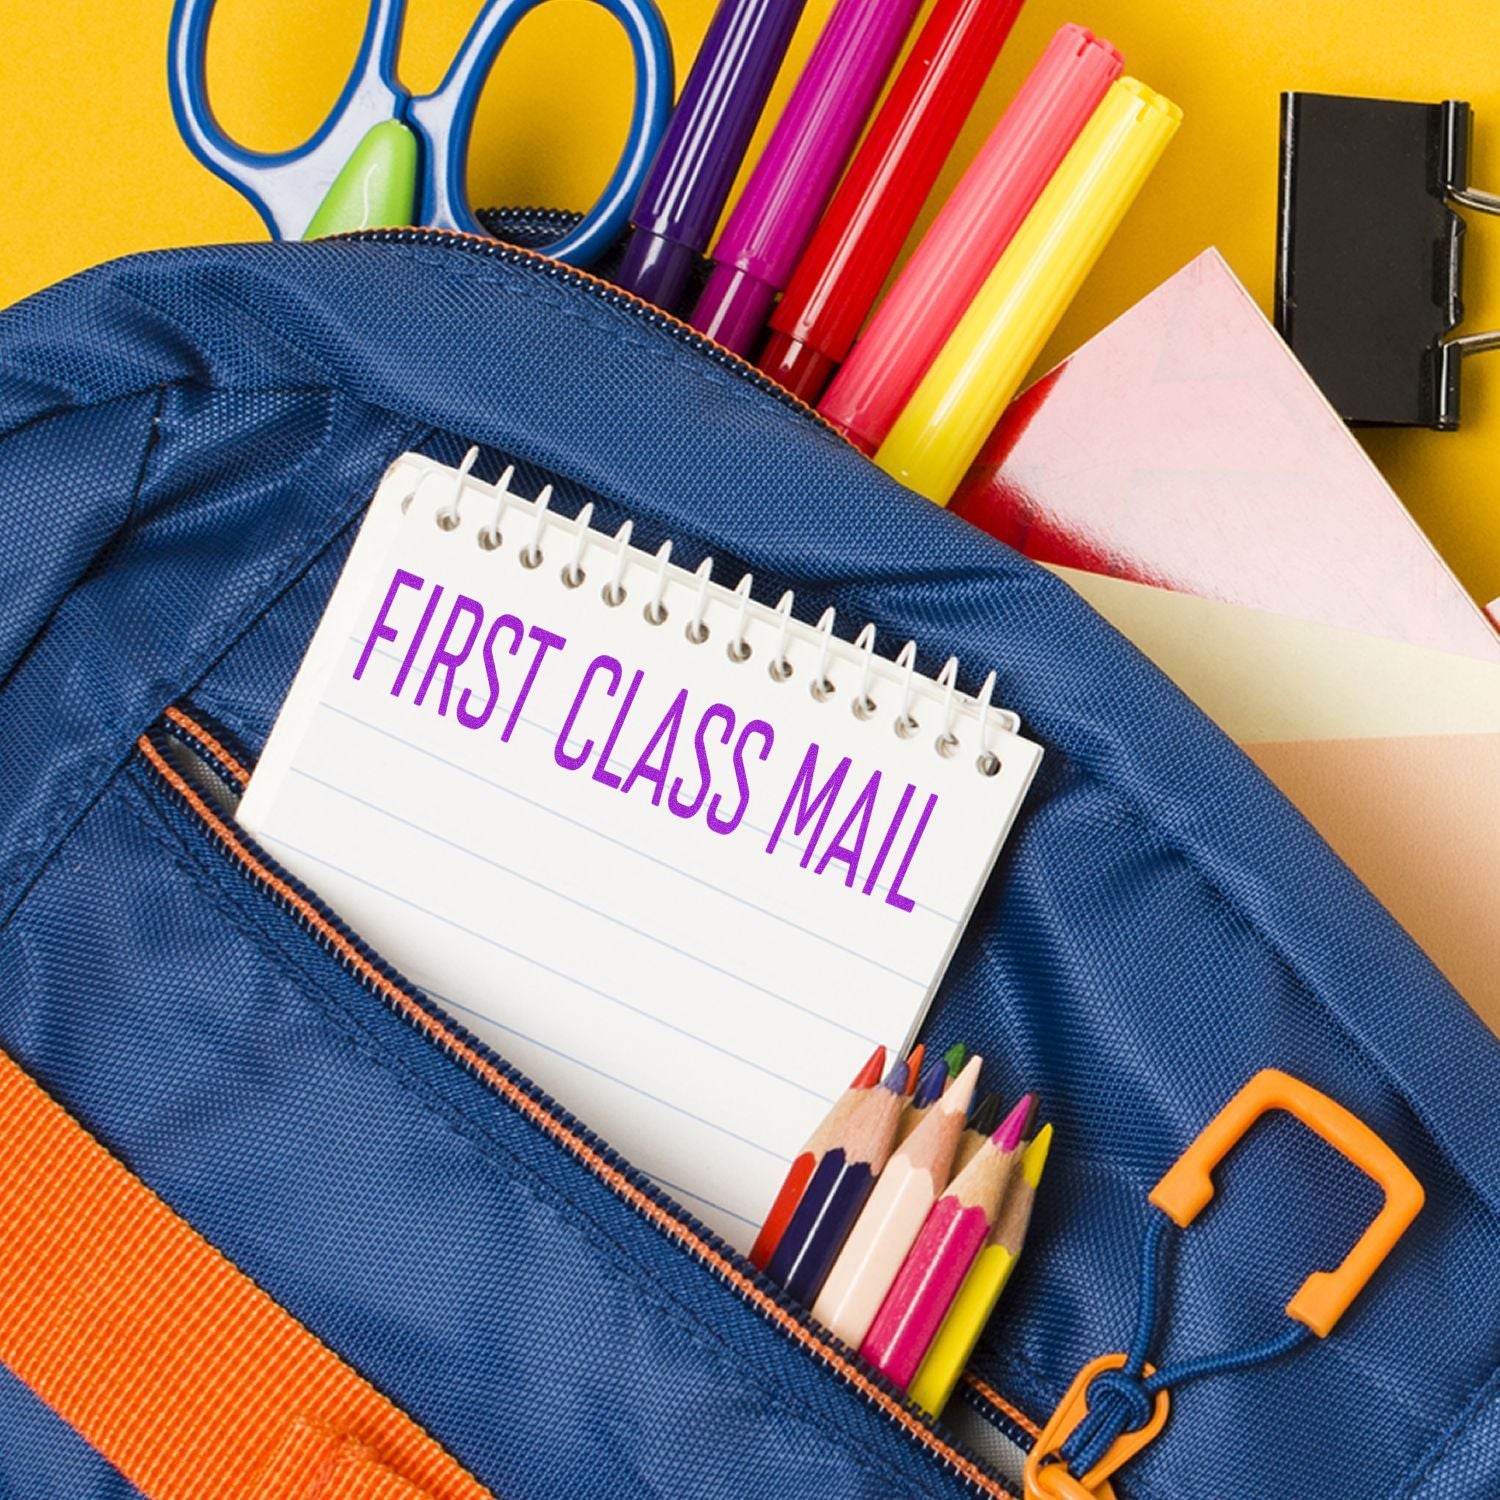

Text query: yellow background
(4, 0), (1499, 605)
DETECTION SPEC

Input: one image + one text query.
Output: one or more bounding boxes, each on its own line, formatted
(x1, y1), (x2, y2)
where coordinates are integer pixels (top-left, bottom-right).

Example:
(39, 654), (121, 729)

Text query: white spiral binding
(407, 450), (1023, 776)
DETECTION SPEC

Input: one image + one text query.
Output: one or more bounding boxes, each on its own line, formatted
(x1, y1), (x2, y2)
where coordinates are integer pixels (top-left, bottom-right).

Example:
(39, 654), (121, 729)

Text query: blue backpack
(1, 231), (1495, 1500)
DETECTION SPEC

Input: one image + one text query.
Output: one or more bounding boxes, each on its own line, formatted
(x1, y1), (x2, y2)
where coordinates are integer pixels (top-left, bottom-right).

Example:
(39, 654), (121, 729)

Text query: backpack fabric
(0, 235), (1495, 1500)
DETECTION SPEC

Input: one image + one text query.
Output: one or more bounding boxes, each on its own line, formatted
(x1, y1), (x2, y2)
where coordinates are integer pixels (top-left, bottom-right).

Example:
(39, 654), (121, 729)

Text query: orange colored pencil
(903, 1043), (925, 1096)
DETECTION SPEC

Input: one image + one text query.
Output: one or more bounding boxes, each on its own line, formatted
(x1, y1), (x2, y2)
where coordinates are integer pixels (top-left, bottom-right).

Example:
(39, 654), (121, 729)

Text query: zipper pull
(1023, 1355), (1169, 1499)
(1025, 1069), (1425, 1498)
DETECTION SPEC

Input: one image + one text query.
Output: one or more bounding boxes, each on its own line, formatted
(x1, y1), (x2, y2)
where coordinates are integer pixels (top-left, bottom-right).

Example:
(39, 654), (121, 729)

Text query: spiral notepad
(241, 453), (1042, 1247)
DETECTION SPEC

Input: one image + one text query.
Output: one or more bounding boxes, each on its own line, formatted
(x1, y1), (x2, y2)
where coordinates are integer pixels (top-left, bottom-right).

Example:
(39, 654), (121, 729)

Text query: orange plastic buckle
(1023, 1355), (1170, 1500)
(1150, 1068), (1425, 1336)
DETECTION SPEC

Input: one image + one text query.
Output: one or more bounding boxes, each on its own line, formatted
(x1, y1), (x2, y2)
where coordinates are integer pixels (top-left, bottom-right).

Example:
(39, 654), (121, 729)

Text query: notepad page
(241, 455), (1041, 1247)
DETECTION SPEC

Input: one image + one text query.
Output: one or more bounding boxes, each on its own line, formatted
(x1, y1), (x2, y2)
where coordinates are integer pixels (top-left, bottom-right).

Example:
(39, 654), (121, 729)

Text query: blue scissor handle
(407, 0), (673, 266)
(168, 0), (408, 241)
(169, 0), (673, 266)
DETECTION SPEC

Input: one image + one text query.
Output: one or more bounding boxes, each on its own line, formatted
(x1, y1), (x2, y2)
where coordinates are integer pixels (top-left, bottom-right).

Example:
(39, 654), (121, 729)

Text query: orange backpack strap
(0, 1047), (494, 1500)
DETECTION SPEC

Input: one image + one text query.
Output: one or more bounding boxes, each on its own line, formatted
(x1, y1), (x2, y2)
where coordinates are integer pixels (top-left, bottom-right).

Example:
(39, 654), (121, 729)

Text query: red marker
(819, 24), (1123, 452)
(759, 0), (1027, 403)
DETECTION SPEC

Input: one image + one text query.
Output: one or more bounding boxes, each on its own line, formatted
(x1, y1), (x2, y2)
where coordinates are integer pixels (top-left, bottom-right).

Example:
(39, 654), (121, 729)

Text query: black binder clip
(1276, 92), (1500, 429)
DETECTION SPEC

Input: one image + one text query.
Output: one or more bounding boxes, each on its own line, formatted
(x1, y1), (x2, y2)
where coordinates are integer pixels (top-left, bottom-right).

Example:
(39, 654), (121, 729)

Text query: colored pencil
(896, 1057), (950, 1144)
(859, 1093), (1033, 1386)
(765, 1058), (910, 1305)
(908, 1122), (1053, 1417)
(942, 1041), (967, 1079)
(904, 1043), (925, 1096)
(813, 1056), (981, 1349)
(951, 1089), (1001, 1175)
(749, 1044), (886, 1270)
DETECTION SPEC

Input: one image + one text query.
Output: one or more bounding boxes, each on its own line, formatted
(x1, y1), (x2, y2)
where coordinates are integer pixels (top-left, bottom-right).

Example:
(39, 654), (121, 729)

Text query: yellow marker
(908, 1123), (1053, 1419)
(875, 80), (1182, 505)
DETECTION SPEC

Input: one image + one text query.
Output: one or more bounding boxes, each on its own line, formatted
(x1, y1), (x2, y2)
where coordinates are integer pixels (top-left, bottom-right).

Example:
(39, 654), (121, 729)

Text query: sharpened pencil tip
(942, 1041), (967, 1077)
(883, 1058), (911, 1095)
(940, 1055), (983, 1115)
(1021, 1122), (1053, 1187)
(994, 1093), (1035, 1152)
(967, 1090), (1001, 1136)
(850, 1045), (887, 1090)
(903, 1044), (925, 1095)
(912, 1058), (948, 1108)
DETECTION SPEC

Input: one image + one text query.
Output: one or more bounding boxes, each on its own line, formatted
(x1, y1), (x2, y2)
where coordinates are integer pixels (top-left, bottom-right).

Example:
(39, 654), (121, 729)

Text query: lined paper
(241, 456), (1040, 1245)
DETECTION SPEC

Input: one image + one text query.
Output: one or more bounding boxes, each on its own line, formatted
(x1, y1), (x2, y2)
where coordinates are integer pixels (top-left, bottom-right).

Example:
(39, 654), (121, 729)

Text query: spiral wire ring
(893, 641), (921, 738)
(644, 539), (673, 624)
(851, 624), (880, 718)
(686, 557), (714, 643)
(728, 574), (754, 661)
(520, 484), (553, 568)
(769, 591), (796, 680)
(976, 670), (1003, 776)
(479, 463), (515, 551)
(935, 657), (962, 757)
(809, 608), (838, 700)
(603, 520), (633, 606)
(561, 502), (594, 587)
(436, 446), (479, 531)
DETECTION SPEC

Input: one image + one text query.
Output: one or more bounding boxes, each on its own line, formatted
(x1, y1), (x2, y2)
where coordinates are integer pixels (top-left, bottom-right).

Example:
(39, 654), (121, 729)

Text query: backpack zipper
(338, 222), (846, 439)
(145, 708), (1038, 1497)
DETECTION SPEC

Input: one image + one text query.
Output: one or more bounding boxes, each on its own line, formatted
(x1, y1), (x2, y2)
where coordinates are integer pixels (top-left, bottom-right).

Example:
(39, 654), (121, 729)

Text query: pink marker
(819, 25), (1123, 453)
(860, 1093), (1033, 1387)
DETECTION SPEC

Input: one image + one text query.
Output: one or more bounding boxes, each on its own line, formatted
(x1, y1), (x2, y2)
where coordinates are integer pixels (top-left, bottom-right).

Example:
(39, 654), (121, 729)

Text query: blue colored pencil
(766, 1057), (909, 1305)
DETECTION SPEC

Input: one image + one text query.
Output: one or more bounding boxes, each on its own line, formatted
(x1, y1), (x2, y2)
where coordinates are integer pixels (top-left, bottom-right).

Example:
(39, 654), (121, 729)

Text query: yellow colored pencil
(907, 1123), (1053, 1418)
(875, 79), (1181, 505)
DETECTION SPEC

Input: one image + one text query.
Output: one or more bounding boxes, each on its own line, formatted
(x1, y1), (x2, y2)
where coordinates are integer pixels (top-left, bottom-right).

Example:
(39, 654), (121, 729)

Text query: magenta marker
(689, 0), (925, 355)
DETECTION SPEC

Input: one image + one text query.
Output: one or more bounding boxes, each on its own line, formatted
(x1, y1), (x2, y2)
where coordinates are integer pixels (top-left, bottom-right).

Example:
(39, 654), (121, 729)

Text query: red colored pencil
(749, 1044), (885, 1269)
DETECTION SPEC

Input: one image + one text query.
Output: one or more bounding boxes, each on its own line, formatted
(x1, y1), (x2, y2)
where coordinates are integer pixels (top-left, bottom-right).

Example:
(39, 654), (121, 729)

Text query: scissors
(168, 0), (674, 267)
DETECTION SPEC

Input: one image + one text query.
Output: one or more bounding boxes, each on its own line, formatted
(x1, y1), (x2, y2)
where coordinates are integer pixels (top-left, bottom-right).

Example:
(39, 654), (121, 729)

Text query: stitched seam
(960, 1375), (1042, 1441)
(134, 730), (1014, 1499)
(1393, 1365), (1500, 1499)
(0, 412), (428, 931)
(118, 762), (962, 1500)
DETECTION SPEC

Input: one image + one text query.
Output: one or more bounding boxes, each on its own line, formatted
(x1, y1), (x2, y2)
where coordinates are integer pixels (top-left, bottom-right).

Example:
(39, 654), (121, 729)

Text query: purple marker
(689, 0), (925, 355)
(617, 0), (809, 313)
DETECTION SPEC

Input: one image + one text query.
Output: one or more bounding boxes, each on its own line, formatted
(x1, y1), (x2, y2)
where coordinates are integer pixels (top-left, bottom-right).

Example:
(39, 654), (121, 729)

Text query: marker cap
(759, 330), (839, 403)
(616, 230), (701, 316)
(692, 263), (780, 356)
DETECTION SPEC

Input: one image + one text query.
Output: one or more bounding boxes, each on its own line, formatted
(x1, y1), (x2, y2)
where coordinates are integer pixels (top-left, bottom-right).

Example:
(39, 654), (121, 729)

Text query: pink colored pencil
(812, 1056), (982, 1350)
(859, 1093), (1033, 1386)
